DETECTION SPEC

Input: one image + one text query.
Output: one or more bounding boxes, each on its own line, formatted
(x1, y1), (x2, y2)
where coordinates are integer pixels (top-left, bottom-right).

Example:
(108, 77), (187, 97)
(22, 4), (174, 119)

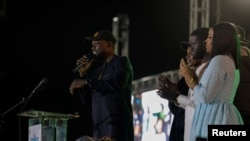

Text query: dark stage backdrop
(1, 0), (250, 140)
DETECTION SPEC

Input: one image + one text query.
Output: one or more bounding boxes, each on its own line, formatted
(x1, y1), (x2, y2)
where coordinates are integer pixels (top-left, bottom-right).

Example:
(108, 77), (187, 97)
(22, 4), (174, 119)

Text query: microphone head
(31, 77), (50, 95)
(40, 77), (50, 85)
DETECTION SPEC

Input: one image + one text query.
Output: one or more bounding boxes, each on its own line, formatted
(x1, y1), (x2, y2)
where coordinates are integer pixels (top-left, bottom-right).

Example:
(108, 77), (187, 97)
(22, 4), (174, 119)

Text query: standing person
(69, 30), (134, 141)
(157, 27), (209, 141)
(179, 22), (244, 141)
(233, 25), (250, 125)
(234, 45), (250, 125)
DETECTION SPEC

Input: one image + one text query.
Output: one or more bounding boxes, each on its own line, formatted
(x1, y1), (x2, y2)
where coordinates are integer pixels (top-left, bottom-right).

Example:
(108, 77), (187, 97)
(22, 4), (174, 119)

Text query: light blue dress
(190, 55), (244, 141)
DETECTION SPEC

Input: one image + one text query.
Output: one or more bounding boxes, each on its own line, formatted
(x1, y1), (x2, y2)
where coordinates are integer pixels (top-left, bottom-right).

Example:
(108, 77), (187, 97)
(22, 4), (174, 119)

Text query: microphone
(72, 53), (94, 73)
(31, 77), (50, 94)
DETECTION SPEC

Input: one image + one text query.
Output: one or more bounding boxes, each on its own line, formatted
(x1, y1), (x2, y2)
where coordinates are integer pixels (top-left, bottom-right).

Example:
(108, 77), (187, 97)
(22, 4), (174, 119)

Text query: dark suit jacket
(81, 55), (134, 141)
(168, 77), (189, 141)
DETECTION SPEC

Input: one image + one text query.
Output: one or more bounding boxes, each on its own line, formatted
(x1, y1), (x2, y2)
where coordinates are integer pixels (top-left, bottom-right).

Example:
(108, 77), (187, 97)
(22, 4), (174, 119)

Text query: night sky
(1, 0), (250, 140)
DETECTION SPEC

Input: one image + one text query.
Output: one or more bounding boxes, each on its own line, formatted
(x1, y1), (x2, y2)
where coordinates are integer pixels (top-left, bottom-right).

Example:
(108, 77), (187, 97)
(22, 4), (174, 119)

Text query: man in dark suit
(69, 30), (134, 141)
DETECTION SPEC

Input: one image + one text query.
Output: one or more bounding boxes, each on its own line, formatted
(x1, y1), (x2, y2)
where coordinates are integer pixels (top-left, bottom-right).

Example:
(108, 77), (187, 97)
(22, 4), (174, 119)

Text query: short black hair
(191, 27), (209, 42)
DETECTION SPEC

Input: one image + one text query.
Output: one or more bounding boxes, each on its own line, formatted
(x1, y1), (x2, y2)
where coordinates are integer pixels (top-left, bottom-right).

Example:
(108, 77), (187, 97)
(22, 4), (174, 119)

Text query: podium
(18, 110), (79, 141)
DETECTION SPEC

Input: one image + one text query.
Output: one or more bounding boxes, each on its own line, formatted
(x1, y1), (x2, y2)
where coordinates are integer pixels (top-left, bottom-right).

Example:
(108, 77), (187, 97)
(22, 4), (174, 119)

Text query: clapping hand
(179, 58), (197, 89)
(157, 74), (180, 102)
(158, 74), (177, 90)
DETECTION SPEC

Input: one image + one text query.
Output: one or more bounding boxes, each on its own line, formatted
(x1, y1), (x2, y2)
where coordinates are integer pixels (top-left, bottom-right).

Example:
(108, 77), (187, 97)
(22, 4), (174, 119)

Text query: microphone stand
(0, 97), (25, 137)
(1, 97), (28, 117)
(0, 77), (49, 141)
(0, 87), (42, 133)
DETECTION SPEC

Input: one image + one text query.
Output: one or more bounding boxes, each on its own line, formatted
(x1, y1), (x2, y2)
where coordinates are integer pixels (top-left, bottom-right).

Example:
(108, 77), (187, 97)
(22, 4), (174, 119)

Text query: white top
(176, 62), (207, 141)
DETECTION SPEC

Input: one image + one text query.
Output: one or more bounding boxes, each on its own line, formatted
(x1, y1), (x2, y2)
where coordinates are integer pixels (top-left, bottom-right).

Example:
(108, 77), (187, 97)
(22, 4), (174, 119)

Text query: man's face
(186, 36), (199, 67)
(186, 47), (194, 67)
(91, 40), (109, 57)
(191, 36), (207, 61)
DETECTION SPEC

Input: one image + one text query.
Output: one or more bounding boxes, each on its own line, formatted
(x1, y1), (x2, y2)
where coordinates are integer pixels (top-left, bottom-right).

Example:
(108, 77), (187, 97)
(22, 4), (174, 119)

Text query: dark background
(1, 0), (250, 140)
